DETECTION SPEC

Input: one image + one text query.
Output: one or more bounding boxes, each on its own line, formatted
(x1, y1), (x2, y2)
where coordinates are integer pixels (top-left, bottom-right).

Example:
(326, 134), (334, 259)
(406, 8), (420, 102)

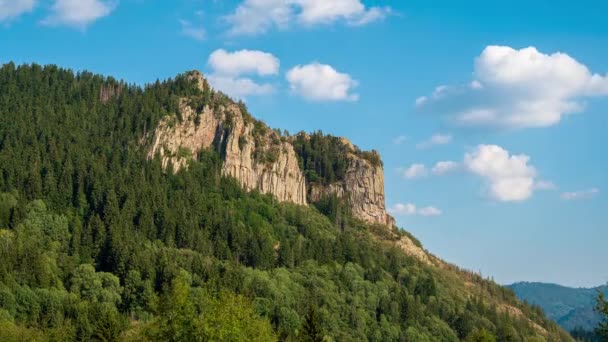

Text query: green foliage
(301, 306), (324, 342)
(292, 132), (351, 185)
(177, 146), (193, 160)
(238, 135), (247, 150)
(465, 328), (496, 342)
(0, 63), (572, 341)
(596, 292), (608, 339)
(292, 131), (383, 187)
(132, 270), (276, 341)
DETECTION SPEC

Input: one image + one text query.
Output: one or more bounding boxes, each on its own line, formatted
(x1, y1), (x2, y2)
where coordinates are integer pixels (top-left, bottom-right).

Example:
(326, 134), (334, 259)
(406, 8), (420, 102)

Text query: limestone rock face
(147, 76), (307, 205)
(147, 71), (394, 226)
(309, 145), (395, 227)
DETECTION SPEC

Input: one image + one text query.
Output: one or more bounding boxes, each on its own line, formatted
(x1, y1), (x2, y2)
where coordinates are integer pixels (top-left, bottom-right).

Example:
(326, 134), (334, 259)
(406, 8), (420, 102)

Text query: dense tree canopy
(0, 63), (573, 341)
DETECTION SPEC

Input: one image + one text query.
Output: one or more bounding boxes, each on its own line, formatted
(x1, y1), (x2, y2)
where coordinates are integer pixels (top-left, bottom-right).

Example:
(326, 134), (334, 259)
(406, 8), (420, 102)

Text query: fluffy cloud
(206, 75), (275, 98)
(388, 203), (442, 217)
(286, 63), (358, 101)
(417, 46), (608, 129)
(225, 0), (390, 36)
(209, 49), (280, 77)
(401, 163), (427, 179)
(206, 49), (279, 99)
(402, 146), (554, 201)
(431, 161), (459, 175)
(561, 188), (599, 200)
(401, 161), (459, 178)
(416, 133), (453, 149)
(464, 144), (539, 201)
(0, 0), (36, 22)
(294, 0), (391, 25)
(42, 0), (115, 28)
(225, 0), (291, 36)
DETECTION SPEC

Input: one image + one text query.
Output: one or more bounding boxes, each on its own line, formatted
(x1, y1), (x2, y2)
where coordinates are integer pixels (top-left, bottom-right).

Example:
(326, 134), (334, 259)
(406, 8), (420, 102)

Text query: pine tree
(301, 306), (324, 342)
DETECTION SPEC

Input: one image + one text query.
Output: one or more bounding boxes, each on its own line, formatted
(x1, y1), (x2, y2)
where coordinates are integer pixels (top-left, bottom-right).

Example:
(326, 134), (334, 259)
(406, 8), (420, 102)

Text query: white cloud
(388, 203), (442, 217)
(179, 19), (206, 41)
(349, 5), (391, 26)
(416, 133), (453, 149)
(464, 144), (538, 202)
(208, 49), (280, 76)
(401, 163), (427, 179)
(417, 45), (608, 129)
(418, 206), (442, 217)
(0, 0), (36, 22)
(388, 203), (417, 215)
(225, 0), (292, 36)
(294, 0), (390, 25)
(42, 0), (116, 28)
(225, 0), (390, 36)
(432, 161), (459, 175)
(286, 62), (358, 101)
(207, 75), (275, 98)
(206, 49), (279, 99)
(561, 188), (599, 200)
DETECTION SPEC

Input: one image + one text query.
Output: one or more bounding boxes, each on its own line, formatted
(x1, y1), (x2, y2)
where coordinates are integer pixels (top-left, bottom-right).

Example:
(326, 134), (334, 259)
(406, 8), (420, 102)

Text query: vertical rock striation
(308, 139), (395, 227)
(147, 72), (307, 205)
(147, 71), (394, 226)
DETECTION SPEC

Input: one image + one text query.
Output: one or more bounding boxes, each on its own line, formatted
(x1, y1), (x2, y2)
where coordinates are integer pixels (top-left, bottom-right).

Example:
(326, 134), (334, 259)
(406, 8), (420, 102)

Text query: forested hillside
(0, 63), (573, 341)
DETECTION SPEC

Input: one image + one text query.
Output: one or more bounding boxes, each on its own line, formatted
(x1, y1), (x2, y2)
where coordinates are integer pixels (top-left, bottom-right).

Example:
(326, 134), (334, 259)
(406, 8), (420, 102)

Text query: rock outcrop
(147, 72), (307, 205)
(147, 71), (394, 226)
(308, 139), (395, 227)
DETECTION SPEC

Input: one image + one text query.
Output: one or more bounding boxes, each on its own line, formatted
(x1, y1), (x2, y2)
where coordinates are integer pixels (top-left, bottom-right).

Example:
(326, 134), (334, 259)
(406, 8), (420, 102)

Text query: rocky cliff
(307, 138), (395, 226)
(147, 71), (394, 226)
(147, 72), (307, 205)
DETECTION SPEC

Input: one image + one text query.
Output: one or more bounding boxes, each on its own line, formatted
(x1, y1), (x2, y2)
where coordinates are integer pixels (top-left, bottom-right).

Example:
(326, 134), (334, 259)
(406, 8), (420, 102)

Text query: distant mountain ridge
(508, 282), (608, 332)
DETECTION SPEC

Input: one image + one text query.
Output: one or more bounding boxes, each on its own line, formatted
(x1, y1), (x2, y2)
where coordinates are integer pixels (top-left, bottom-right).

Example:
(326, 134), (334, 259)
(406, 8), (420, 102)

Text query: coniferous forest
(0, 63), (574, 341)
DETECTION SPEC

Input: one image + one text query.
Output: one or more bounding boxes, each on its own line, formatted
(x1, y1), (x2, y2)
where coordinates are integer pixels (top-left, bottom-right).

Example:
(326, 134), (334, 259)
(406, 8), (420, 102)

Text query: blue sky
(1, 0), (607, 287)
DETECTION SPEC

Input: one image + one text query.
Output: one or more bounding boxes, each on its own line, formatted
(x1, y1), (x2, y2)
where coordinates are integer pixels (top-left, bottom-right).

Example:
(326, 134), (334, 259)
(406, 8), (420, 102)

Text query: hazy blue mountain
(509, 282), (608, 332)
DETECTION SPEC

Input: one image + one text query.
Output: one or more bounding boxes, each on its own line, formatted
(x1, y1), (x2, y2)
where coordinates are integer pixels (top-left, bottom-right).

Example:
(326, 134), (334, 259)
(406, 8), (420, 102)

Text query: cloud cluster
(388, 203), (442, 217)
(401, 161), (459, 179)
(206, 49), (279, 99)
(205, 50), (358, 102)
(286, 63), (358, 101)
(225, 0), (391, 36)
(417, 45), (608, 129)
(42, 0), (115, 29)
(0, 0), (36, 22)
(401, 145), (558, 202)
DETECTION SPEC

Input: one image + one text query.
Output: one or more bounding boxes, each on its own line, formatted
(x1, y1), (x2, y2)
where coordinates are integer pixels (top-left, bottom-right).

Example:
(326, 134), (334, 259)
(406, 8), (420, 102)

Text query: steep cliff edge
(304, 137), (395, 226)
(147, 71), (394, 226)
(147, 72), (307, 205)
